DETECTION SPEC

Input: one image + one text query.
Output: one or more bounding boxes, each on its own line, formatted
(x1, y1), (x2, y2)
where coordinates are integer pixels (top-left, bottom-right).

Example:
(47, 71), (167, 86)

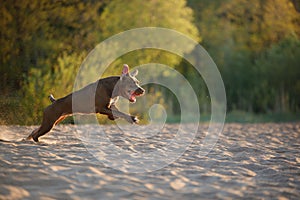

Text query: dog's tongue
(129, 93), (136, 103)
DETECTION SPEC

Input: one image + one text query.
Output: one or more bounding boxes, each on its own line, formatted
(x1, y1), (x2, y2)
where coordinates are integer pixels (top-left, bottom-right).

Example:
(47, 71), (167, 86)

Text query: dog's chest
(108, 97), (119, 107)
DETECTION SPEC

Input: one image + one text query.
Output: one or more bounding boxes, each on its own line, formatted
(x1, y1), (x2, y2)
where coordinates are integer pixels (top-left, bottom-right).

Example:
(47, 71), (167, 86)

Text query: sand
(0, 123), (299, 199)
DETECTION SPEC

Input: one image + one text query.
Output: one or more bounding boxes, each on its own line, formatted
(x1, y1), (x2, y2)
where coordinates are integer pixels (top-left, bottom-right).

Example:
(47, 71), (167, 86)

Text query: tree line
(0, 0), (299, 124)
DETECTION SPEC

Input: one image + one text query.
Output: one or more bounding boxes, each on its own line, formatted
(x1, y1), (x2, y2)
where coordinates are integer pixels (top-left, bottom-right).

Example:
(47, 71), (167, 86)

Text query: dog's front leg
(107, 105), (120, 120)
(100, 107), (138, 123)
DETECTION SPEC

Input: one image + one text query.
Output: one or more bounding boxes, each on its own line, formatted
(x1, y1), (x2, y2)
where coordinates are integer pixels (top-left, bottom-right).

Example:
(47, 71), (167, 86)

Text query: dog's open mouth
(129, 90), (144, 103)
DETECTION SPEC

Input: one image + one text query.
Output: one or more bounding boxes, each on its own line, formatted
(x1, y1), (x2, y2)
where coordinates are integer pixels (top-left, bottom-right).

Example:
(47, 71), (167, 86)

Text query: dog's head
(118, 64), (145, 103)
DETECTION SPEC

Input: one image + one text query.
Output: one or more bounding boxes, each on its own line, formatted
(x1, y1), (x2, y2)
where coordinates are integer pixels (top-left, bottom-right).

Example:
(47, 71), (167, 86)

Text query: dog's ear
(122, 64), (129, 76)
(130, 69), (138, 77)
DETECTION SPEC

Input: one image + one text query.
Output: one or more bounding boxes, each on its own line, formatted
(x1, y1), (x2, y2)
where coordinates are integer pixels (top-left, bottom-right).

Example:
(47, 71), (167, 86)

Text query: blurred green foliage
(0, 0), (299, 124)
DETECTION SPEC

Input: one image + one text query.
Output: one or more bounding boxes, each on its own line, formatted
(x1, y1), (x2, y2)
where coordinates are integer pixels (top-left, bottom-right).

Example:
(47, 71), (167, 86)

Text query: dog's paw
(127, 116), (139, 124)
(132, 116), (139, 124)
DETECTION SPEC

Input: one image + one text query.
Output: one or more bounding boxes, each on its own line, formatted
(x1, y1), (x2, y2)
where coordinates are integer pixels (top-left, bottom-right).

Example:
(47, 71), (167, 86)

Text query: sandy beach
(0, 123), (299, 199)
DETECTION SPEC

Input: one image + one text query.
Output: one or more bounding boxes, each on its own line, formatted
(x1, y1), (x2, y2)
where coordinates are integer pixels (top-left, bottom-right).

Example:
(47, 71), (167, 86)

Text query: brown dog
(26, 64), (145, 142)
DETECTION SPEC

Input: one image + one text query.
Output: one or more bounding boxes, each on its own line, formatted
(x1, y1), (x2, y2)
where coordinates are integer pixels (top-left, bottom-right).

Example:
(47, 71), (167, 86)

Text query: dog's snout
(135, 87), (145, 95)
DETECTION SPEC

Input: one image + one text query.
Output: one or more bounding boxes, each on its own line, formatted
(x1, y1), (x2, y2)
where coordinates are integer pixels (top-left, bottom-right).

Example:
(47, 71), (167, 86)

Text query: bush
(19, 51), (86, 125)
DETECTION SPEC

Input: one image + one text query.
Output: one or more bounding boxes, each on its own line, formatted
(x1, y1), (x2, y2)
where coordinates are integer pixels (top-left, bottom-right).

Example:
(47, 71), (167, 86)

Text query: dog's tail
(48, 94), (56, 103)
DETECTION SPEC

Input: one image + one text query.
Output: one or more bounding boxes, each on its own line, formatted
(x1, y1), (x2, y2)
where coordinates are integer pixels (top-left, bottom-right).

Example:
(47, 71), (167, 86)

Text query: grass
(225, 110), (300, 123)
(166, 111), (300, 124)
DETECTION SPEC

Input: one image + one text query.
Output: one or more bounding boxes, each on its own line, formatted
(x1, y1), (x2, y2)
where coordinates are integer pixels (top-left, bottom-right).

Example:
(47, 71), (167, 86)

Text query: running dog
(26, 64), (145, 142)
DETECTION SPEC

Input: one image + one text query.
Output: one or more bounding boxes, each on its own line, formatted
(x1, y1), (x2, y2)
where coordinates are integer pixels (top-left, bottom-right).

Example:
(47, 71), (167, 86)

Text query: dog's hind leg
(26, 122), (54, 142)
(26, 127), (40, 141)
(54, 115), (67, 125)
(27, 105), (62, 142)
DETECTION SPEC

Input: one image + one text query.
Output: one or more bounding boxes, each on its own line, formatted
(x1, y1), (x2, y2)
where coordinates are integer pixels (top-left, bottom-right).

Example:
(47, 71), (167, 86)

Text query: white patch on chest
(109, 96), (119, 107)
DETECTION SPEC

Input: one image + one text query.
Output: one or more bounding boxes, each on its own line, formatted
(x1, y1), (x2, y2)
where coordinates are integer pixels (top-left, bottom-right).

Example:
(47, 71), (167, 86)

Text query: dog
(26, 64), (145, 142)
